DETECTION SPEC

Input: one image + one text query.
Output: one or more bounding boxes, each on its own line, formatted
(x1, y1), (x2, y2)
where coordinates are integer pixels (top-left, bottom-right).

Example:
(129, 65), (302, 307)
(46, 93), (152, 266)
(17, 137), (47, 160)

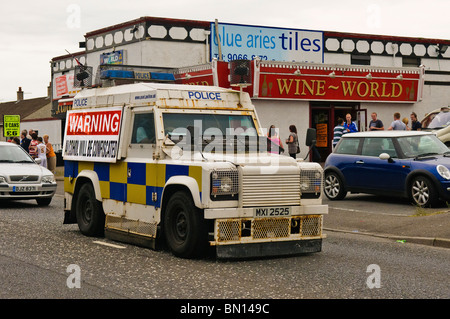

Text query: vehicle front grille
(241, 174), (301, 207)
(9, 175), (39, 182)
(216, 215), (323, 242)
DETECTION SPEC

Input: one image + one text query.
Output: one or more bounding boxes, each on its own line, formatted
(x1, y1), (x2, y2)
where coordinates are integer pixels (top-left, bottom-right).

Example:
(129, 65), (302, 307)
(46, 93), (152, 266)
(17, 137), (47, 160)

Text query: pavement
(53, 166), (450, 249)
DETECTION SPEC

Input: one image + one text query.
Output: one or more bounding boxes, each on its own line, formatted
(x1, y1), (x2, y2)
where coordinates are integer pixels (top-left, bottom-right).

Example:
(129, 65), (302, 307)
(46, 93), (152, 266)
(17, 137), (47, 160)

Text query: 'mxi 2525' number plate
(254, 207), (291, 218)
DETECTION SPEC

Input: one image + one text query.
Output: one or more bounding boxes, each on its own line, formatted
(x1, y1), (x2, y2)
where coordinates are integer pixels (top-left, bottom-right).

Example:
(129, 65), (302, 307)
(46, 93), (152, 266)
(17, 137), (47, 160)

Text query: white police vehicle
(62, 83), (327, 258)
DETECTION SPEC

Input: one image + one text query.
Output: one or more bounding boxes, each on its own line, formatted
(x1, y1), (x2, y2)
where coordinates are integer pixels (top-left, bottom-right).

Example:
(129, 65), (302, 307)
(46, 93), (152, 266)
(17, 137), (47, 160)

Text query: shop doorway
(310, 102), (361, 162)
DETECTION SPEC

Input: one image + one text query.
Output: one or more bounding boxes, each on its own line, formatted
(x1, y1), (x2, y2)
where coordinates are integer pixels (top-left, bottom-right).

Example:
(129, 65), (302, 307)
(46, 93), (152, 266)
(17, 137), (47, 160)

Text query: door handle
(355, 160), (364, 164)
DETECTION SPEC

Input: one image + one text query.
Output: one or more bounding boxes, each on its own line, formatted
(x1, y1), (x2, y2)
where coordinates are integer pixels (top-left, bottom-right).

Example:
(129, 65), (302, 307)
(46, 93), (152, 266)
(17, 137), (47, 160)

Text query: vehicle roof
(0, 141), (19, 146)
(71, 82), (254, 110)
(341, 131), (434, 138)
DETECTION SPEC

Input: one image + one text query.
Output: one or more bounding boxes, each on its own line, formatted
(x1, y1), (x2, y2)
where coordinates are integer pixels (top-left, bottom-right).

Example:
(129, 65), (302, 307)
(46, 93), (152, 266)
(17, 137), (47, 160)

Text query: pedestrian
(37, 137), (47, 168)
(368, 112), (384, 131)
(20, 130), (31, 153)
(402, 117), (410, 130)
(343, 113), (358, 133)
(267, 125), (283, 154)
(43, 134), (57, 173)
(410, 112), (422, 130)
(285, 125), (300, 159)
(29, 133), (39, 159)
(388, 112), (406, 130)
(332, 118), (345, 148)
(12, 137), (20, 145)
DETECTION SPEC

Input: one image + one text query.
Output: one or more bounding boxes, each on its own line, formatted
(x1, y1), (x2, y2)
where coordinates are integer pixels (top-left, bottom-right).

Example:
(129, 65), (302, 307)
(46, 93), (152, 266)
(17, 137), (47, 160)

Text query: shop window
(402, 57), (420, 67)
(351, 54), (370, 65)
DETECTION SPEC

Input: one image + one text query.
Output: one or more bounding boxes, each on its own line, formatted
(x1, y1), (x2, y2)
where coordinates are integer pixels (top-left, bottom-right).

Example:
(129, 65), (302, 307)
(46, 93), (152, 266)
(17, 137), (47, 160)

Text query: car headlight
(437, 165), (450, 180)
(0, 176), (6, 183)
(42, 175), (55, 183)
(211, 169), (238, 200)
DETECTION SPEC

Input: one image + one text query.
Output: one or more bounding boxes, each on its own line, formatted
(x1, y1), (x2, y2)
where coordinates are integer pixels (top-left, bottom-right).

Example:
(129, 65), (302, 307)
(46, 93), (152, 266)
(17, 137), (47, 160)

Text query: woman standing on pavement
(43, 134), (57, 174)
(285, 125), (299, 159)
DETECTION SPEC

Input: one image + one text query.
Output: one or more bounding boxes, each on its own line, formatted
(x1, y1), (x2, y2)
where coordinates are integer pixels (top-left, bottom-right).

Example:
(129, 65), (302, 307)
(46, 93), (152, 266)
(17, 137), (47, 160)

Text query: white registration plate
(254, 206), (291, 218)
(13, 186), (37, 192)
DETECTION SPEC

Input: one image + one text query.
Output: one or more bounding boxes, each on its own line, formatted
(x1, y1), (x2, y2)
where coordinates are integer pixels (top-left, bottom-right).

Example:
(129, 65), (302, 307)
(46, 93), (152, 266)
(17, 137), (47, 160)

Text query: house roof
(0, 97), (51, 121)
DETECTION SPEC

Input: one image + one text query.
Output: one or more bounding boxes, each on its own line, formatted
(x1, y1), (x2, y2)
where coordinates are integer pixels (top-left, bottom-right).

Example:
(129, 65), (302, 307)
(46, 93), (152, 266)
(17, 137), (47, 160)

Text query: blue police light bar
(100, 70), (134, 79)
(150, 72), (175, 81)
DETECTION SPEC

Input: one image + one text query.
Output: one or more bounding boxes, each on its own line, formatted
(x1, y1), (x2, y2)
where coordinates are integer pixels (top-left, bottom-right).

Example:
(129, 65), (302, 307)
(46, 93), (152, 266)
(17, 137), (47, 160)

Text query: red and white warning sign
(63, 106), (123, 162)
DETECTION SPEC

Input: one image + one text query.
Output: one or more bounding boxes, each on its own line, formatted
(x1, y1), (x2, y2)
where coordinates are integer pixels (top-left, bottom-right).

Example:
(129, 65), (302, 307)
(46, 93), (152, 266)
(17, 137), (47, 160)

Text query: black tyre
(164, 191), (207, 258)
(76, 183), (105, 236)
(410, 176), (439, 207)
(36, 198), (52, 206)
(324, 171), (347, 200)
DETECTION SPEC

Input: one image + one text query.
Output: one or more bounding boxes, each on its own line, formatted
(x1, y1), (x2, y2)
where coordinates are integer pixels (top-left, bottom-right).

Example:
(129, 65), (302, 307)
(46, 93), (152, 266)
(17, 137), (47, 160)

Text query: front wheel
(410, 176), (439, 207)
(164, 191), (207, 258)
(324, 171), (347, 200)
(76, 183), (105, 236)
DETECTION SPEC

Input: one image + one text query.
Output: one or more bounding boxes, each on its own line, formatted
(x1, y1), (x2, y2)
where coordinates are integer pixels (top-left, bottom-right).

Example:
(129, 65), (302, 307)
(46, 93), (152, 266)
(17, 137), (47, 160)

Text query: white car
(0, 141), (57, 206)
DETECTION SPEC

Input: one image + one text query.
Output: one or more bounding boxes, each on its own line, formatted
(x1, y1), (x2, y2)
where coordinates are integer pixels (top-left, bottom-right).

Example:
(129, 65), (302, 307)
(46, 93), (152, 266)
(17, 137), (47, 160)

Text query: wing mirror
(379, 153), (394, 163)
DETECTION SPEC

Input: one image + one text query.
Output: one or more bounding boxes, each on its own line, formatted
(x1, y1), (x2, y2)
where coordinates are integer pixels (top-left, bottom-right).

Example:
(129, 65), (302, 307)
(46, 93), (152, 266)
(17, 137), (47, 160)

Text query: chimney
(17, 87), (24, 101)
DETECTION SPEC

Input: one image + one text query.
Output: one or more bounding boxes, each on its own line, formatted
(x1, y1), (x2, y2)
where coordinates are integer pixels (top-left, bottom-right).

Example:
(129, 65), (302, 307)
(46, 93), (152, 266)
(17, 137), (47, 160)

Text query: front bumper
(216, 238), (322, 259)
(0, 183), (57, 200)
(205, 205), (327, 258)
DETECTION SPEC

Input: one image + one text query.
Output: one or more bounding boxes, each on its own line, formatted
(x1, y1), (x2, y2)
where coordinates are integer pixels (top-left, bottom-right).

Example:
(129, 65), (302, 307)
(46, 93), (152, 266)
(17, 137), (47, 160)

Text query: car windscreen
(162, 113), (271, 153)
(397, 134), (450, 158)
(0, 144), (35, 163)
(163, 113), (257, 137)
(421, 110), (450, 129)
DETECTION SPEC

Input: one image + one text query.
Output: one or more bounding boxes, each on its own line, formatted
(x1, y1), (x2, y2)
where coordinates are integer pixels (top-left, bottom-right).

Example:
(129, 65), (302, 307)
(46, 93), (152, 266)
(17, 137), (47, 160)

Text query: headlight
(211, 169), (238, 199)
(0, 176), (6, 183)
(437, 165), (450, 180)
(42, 175), (55, 183)
(300, 169), (322, 198)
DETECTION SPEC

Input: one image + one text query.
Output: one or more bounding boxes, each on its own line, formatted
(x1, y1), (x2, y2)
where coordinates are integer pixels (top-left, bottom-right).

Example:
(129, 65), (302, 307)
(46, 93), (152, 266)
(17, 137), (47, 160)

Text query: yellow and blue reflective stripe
(64, 160), (202, 208)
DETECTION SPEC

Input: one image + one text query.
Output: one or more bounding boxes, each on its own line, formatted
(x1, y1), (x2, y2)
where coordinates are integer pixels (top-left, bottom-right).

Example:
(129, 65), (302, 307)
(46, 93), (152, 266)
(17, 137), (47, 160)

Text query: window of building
(351, 54), (370, 65)
(402, 57), (421, 67)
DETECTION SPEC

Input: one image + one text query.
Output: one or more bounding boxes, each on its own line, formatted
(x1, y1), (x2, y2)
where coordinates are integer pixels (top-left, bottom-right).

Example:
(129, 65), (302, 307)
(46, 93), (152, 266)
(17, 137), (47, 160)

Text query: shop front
(252, 60), (424, 161)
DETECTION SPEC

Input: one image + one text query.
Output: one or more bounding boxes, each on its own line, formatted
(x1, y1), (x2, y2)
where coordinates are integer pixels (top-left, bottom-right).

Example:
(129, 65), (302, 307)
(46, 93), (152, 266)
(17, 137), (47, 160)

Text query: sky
(1, 0), (450, 102)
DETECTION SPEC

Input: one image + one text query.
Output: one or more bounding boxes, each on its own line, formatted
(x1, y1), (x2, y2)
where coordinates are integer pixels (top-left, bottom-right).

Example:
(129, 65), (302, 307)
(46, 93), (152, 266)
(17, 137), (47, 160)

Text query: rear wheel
(76, 183), (105, 236)
(164, 191), (207, 258)
(324, 171), (347, 200)
(410, 176), (439, 207)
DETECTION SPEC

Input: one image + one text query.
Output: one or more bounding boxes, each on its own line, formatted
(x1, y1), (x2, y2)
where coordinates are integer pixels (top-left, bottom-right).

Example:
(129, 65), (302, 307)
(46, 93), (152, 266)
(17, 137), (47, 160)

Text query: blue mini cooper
(324, 131), (450, 207)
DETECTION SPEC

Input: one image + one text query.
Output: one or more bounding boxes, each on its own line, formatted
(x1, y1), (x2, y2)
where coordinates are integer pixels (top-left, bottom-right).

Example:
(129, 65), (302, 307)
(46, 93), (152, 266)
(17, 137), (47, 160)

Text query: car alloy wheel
(410, 176), (438, 207)
(324, 172), (346, 200)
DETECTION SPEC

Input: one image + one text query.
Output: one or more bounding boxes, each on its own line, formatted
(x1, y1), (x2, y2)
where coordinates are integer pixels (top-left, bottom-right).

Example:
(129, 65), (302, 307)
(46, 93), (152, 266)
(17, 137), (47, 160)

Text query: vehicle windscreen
(421, 110), (450, 129)
(397, 134), (450, 158)
(0, 145), (35, 163)
(163, 113), (270, 153)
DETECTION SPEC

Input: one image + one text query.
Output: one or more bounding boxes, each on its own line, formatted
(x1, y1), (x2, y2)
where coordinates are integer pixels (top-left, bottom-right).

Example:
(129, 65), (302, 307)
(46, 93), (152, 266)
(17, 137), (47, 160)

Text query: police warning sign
(63, 107), (122, 162)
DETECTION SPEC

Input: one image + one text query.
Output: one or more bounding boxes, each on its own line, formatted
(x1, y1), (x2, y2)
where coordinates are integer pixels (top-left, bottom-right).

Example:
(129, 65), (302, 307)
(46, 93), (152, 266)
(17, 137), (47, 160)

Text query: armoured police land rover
(62, 82), (327, 258)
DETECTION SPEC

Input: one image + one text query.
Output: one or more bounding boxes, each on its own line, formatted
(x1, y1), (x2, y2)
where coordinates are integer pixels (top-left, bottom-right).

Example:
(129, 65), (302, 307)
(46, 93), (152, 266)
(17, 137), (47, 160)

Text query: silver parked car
(0, 141), (57, 206)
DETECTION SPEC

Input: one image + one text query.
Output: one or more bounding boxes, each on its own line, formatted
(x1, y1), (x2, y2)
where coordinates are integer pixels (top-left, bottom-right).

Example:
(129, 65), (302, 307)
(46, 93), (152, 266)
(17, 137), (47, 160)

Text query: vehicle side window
(361, 137), (397, 158)
(334, 138), (361, 155)
(131, 112), (155, 144)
